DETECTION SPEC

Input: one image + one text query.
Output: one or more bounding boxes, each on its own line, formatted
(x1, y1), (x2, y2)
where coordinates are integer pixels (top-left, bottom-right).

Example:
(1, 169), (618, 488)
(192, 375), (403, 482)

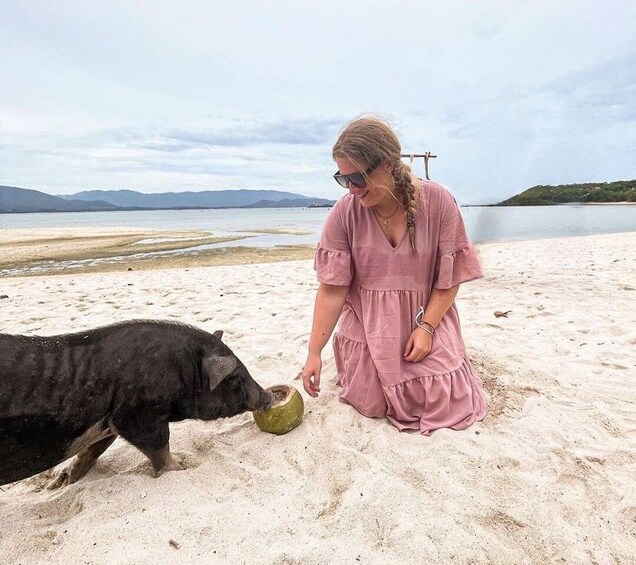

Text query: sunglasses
(333, 159), (381, 189)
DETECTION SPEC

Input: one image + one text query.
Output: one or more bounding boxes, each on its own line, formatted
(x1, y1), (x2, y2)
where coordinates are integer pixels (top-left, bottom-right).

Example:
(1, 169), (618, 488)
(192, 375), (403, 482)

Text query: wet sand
(0, 228), (315, 276)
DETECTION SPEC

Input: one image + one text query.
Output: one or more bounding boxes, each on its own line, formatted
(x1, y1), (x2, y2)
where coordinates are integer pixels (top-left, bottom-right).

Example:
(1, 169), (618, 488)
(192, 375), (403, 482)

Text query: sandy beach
(1, 230), (635, 564)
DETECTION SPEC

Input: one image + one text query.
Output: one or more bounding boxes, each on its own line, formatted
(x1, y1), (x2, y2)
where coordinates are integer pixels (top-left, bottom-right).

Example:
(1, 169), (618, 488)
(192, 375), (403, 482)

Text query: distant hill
(0, 186), (335, 214)
(62, 189), (335, 209)
(0, 185), (123, 213)
(497, 180), (636, 206)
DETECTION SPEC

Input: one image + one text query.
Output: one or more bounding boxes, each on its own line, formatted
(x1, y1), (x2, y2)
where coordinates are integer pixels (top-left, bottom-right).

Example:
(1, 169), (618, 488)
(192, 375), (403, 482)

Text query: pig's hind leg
(47, 434), (117, 489)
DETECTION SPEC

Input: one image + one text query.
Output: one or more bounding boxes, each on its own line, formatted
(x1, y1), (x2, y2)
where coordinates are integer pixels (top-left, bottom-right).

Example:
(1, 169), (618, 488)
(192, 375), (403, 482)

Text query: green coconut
(253, 385), (304, 435)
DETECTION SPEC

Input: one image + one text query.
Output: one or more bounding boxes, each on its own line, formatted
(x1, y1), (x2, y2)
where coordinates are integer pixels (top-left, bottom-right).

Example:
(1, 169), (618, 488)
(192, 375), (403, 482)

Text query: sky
(1, 1), (635, 205)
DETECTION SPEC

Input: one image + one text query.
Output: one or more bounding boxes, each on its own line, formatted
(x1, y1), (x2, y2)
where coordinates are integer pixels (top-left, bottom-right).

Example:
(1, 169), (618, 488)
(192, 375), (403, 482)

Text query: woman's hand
(302, 353), (322, 397)
(403, 328), (433, 363)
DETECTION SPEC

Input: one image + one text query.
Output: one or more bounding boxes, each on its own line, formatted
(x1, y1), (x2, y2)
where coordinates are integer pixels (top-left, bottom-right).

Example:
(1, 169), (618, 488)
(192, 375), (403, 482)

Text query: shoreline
(1, 245), (317, 277)
(0, 227), (316, 277)
(3, 227), (636, 278)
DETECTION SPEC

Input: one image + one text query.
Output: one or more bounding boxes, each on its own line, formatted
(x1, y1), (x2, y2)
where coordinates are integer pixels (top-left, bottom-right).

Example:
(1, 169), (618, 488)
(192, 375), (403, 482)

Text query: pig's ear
(213, 330), (224, 341)
(202, 355), (236, 390)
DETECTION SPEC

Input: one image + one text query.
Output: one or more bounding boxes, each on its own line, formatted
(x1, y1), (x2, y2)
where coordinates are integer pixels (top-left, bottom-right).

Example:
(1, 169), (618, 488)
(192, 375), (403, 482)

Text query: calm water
(1, 205), (635, 248)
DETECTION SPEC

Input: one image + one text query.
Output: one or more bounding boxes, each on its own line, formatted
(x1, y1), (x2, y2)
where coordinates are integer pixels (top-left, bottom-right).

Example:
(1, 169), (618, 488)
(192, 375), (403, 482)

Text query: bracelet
(414, 306), (436, 336)
(416, 322), (435, 337)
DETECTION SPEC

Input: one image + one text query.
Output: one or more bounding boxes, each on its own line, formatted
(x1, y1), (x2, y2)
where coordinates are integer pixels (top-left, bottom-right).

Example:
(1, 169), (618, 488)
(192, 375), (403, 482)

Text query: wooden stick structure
(401, 152), (437, 180)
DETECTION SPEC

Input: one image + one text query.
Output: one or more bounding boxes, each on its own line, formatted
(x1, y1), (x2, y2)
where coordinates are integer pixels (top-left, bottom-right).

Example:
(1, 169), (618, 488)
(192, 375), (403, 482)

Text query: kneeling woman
(301, 116), (487, 434)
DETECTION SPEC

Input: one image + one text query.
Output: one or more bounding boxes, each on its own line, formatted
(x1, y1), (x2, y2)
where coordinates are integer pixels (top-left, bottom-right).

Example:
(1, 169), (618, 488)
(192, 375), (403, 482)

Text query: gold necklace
(373, 203), (403, 226)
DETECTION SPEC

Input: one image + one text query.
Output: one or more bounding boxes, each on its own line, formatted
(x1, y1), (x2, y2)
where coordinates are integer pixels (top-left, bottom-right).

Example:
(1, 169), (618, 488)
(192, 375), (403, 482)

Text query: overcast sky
(1, 1), (635, 204)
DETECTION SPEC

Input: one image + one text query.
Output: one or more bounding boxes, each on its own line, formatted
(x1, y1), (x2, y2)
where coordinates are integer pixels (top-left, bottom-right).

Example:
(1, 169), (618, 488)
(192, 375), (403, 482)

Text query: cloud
(539, 51), (636, 122)
(0, 117), (342, 196)
(467, 11), (505, 40)
(444, 50), (636, 141)
(165, 117), (344, 148)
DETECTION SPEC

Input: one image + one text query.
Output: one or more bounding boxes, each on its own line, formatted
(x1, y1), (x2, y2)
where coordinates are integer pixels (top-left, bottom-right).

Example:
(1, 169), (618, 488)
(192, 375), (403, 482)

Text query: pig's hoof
(154, 462), (185, 477)
(154, 456), (186, 477)
(47, 469), (71, 490)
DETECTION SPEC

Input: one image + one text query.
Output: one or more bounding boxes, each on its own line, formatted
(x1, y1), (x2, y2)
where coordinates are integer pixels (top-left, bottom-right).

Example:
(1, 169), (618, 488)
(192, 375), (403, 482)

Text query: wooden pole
(401, 152), (437, 180)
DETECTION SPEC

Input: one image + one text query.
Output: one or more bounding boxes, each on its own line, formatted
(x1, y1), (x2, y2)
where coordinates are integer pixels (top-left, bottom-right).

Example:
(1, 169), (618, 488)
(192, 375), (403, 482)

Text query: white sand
(0, 232), (635, 564)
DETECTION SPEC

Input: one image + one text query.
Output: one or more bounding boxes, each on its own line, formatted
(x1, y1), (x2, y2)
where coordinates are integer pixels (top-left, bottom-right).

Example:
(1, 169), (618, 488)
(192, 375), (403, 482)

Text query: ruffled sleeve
(433, 189), (483, 289)
(314, 199), (353, 286)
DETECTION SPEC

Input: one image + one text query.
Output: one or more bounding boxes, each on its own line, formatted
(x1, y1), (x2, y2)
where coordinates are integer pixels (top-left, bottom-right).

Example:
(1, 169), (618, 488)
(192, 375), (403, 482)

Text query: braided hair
(332, 116), (421, 252)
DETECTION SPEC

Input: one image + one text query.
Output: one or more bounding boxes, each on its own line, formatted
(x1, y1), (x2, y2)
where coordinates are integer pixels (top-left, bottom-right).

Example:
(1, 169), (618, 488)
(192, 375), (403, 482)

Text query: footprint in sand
(317, 478), (352, 520)
(31, 487), (86, 525)
(470, 353), (545, 422)
(479, 510), (527, 533)
(477, 510), (534, 558)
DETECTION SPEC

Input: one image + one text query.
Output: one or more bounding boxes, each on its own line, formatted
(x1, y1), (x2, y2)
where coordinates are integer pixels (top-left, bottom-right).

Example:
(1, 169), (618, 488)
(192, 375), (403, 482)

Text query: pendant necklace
(373, 202), (403, 226)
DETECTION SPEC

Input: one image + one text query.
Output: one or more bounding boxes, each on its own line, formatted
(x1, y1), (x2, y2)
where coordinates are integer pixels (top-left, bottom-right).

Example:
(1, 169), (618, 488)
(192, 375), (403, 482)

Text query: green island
(496, 179), (636, 206)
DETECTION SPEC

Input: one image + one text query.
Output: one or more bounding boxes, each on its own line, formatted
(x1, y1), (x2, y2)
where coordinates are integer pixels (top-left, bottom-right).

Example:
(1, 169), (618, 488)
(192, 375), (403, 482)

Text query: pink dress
(314, 180), (487, 434)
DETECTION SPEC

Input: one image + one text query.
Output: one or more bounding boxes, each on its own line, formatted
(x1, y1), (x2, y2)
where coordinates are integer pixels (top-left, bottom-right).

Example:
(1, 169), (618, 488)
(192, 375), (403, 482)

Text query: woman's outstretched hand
(403, 328), (433, 363)
(302, 353), (322, 397)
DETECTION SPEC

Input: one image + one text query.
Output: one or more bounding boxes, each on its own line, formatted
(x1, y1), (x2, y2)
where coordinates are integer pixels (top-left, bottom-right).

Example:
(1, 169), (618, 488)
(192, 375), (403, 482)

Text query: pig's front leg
(140, 443), (184, 477)
(113, 416), (185, 477)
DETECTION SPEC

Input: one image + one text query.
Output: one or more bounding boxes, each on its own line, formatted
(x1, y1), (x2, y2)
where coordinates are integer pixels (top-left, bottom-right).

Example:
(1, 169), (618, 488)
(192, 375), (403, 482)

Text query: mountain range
(0, 186), (335, 214)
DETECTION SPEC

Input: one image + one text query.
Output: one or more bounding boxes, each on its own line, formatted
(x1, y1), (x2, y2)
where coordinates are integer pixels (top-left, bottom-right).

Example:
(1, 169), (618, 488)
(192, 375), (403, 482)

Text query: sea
(1, 205), (635, 250)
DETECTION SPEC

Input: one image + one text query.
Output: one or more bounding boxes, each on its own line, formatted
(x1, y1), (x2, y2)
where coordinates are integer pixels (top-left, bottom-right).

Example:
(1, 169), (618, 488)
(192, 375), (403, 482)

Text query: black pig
(0, 320), (272, 488)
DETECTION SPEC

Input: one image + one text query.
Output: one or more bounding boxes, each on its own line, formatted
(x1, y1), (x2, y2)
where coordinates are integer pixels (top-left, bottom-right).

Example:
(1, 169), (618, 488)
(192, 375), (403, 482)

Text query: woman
(301, 116), (486, 434)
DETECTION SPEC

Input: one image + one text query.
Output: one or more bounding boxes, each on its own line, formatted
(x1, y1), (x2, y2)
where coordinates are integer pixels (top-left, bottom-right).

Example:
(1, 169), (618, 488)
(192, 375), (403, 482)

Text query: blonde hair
(332, 116), (420, 252)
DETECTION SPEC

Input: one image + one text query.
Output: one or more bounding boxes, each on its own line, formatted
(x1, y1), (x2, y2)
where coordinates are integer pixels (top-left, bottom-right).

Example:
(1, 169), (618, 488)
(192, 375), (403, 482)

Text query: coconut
(253, 385), (304, 435)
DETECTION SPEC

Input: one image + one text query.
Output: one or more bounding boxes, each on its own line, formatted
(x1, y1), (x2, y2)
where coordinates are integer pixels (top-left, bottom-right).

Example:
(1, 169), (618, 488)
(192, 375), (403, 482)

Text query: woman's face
(334, 157), (394, 208)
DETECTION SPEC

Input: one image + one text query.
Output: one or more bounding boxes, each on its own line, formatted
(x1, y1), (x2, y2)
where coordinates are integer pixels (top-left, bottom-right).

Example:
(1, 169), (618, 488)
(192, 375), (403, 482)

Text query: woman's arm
(403, 285), (459, 362)
(422, 285), (459, 328)
(302, 282), (349, 397)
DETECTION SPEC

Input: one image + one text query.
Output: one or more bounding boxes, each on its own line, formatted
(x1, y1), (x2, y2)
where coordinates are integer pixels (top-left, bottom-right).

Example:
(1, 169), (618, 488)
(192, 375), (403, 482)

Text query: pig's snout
(259, 390), (273, 410)
(250, 389), (273, 411)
